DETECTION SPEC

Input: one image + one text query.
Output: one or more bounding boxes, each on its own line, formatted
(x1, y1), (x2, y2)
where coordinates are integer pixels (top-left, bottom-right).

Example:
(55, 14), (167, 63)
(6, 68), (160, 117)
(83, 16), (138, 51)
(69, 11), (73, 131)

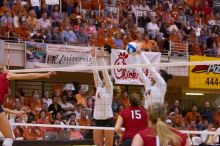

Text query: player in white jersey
(91, 48), (114, 146)
(133, 45), (172, 109)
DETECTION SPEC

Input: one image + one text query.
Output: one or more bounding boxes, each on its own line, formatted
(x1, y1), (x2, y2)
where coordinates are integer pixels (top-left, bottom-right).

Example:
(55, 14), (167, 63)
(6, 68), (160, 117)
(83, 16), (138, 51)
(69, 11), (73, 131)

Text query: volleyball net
(6, 52), (220, 145)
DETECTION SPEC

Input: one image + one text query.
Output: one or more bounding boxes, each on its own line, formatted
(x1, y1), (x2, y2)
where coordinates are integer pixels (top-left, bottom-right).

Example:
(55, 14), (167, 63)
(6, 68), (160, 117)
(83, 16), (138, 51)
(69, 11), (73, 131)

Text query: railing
(169, 41), (189, 58)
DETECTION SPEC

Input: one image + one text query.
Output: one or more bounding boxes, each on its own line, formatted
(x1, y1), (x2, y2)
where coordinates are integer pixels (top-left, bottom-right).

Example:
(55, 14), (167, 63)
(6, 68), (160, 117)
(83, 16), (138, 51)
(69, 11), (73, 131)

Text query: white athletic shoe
(2, 138), (13, 146)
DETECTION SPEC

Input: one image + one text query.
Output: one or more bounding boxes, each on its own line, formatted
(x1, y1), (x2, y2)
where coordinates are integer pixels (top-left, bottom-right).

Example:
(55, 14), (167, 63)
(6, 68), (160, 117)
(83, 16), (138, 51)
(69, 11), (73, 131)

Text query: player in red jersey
(0, 66), (56, 146)
(132, 102), (190, 146)
(115, 92), (148, 146)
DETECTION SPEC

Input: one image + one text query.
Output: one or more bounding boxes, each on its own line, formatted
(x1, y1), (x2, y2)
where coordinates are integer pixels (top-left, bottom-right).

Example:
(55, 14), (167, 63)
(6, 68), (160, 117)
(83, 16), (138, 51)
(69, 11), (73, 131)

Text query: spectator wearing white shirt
(60, 95), (75, 117)
(201, 123), (218, 145)
(146, 17), (163, 40)
(38, 12), (51, 30)
(192, 22), (202, 37)
(167, 19), (179, 33)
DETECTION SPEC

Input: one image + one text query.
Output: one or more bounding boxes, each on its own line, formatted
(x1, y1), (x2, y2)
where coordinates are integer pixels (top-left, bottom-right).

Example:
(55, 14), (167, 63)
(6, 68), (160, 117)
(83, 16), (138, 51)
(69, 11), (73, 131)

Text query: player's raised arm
(138, 52), (167, 87)
(91, 48), (103, 88)
(99, 49), (113, 89)
(132, 54), (152, 93)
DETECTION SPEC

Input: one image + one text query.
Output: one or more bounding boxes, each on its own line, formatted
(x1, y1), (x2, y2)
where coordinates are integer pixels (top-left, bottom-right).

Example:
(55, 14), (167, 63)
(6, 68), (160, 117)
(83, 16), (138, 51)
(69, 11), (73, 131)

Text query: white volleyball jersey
(133, 53), (167, 109)
(92, 57), (113, 120)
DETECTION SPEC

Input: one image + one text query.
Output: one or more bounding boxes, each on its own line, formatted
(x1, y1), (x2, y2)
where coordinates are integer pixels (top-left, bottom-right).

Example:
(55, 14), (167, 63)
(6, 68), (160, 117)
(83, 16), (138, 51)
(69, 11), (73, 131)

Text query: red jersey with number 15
(120, 106), (148, 140)
(0, 73), (9, 104)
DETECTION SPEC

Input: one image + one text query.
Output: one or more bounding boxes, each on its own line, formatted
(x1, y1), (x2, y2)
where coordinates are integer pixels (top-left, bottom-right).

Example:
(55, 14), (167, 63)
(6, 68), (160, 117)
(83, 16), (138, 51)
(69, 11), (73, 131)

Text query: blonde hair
(148, 103), (181, 146)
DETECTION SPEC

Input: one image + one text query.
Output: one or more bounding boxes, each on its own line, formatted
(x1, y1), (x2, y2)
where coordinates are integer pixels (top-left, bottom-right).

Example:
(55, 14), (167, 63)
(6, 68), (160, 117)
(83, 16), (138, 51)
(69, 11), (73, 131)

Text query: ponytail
(155, 119), (181, 146)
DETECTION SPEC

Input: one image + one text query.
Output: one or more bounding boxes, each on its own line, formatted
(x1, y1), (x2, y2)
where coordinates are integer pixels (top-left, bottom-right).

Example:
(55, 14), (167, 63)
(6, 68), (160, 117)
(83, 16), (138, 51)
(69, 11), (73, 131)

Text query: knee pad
(2, 138), (14, 146)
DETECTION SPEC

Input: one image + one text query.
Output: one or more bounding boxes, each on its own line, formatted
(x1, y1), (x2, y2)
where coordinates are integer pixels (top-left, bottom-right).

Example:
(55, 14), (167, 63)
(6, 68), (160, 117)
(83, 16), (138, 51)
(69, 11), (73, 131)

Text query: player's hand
(136, 46), (142, 54)
(46, 71), (57, 79)
(15, 110), (25, 116)
(91, 47), (96, 57)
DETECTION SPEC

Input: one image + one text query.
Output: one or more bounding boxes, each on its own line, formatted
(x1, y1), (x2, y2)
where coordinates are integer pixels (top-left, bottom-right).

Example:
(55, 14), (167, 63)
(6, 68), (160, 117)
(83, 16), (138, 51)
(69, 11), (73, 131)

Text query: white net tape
(10, 123), (220, 135)
(9, 60), (220, 73)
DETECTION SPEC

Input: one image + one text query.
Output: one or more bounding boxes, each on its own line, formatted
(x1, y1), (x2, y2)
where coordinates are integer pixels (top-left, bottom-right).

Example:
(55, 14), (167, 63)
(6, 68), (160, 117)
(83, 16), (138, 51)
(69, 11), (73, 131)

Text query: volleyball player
(115, 92), (148, 146)
(132, 102), (190, 146)
(0, 66), (55, 146)
(133, 46), (172, 108)
(91, 48), (114, 146)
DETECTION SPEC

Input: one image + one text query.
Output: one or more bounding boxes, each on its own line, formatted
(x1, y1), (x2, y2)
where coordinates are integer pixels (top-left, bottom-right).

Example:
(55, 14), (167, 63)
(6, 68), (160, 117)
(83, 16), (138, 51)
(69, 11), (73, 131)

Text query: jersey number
(131, 110), (141, 119)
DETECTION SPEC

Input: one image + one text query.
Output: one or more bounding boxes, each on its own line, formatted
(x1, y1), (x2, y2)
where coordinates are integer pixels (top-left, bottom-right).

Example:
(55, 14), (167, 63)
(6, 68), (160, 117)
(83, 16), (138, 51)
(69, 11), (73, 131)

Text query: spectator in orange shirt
(3, 97), (14, 110)
(174, 107), (184, 127)
(109, 22), (120, 37)
(11, 0), (27, 17)
(97, 22), (107, 36)
(14, 20), (31, 41)
(91, 0), (104, 11)
(76, 88), (87, 108)
(0, 0), (10, 16)
(69, 120), (84, 140)
(98, 29), (116, 48)
(89, 33), (101, 46)
(169, 30), (179, 42)
(26, 10), (38, 32)
(141, 35), (159, 52)
(37, 103), (53, 122)
(23, 118), (43, 140)
(13, 116), (25, 139)
(119, 91), (130, 109)
(20, 96), (31, 114)
(37, 110), (50, 132)
(30, 93), (42, 114)
(81, 0), (91, 11)
(77, 110), (90, 137)
(185, 105), (202, 124)
(54, 88), (62, 104)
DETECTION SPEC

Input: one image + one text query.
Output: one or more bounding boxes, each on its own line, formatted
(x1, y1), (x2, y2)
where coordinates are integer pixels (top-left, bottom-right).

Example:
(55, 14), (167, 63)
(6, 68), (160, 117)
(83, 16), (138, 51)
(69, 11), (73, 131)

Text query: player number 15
(131, 110), (141, 119)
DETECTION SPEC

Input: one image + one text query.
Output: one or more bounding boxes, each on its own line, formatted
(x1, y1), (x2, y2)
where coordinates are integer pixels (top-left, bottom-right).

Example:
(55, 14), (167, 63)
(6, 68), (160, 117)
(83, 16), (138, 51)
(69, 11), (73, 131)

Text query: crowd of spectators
(1, 0), (220, 145)
(2, 81), (220, 146)
(0, 0), (219, 56)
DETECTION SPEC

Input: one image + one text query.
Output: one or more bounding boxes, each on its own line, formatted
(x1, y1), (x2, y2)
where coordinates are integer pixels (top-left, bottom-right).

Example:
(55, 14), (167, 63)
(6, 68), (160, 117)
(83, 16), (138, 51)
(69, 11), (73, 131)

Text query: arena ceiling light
(185, 92), (204, 96)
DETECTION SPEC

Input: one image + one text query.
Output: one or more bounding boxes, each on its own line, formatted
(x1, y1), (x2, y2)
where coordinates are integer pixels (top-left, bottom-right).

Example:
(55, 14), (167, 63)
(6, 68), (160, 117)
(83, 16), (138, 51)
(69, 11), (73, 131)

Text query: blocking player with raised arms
(91, 48), (114, 146)
(132, 45), (172, 108)
(115, 92), (148, 146)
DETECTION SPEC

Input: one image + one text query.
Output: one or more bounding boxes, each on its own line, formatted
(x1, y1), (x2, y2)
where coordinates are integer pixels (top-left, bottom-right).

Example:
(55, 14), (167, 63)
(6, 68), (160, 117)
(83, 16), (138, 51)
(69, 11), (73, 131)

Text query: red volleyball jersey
(0, 73), (9, 104)
(120, 106), (148, 140)
(139, 127), (187, 146)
